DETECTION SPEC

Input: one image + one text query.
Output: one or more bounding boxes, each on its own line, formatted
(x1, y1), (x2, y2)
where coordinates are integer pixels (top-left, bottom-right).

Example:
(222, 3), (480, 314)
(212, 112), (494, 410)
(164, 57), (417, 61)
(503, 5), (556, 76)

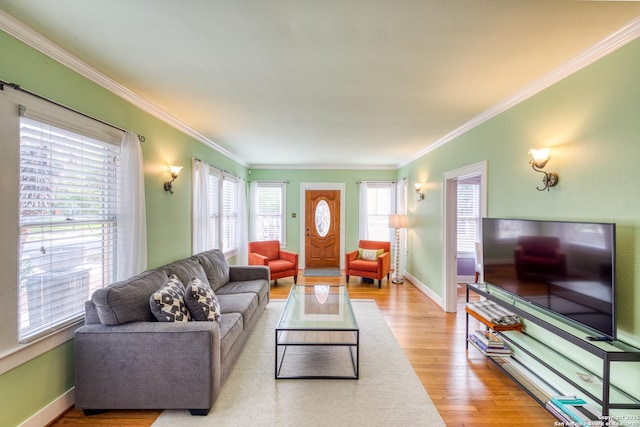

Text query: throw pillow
(184, 277), (221, 322)
(358, 248), (384, 261)
(149, 274), (192, 322)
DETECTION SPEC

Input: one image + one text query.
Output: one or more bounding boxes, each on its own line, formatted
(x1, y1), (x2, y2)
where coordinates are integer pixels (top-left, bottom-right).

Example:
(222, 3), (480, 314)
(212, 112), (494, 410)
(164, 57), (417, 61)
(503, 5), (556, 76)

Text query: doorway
(442, 161), (487, 313)
(299, 183), (346, 270)
(304, 189), (341, 269)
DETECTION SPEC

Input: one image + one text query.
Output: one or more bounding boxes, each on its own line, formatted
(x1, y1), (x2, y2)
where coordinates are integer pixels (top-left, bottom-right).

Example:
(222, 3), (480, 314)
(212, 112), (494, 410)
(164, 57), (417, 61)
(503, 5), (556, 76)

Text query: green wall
(3, 19), (640, 426)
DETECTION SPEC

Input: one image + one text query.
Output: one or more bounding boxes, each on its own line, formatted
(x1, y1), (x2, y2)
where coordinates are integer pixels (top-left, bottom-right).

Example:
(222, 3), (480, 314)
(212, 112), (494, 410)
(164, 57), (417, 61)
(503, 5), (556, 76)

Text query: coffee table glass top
(277, 284), (358, 330)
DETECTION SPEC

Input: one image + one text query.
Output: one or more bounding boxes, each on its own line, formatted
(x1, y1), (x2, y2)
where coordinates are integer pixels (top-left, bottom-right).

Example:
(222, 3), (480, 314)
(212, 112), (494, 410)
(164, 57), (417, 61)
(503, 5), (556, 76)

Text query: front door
(305, 190), (340, 269)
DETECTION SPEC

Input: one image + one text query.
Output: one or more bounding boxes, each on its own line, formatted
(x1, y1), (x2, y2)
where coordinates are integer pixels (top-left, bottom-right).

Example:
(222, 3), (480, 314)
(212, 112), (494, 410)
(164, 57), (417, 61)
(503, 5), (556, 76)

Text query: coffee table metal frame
(275, 284), (359, 380)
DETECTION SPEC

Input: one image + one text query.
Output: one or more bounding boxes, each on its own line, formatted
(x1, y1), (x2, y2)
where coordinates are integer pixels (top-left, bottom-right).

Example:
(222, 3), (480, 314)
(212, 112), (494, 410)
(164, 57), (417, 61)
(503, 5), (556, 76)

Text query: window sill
(0, 320), (82, 375)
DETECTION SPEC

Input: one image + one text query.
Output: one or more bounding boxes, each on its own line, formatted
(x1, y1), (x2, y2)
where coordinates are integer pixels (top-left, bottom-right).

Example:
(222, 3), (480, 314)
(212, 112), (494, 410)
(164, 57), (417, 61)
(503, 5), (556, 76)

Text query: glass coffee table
(275, 284), (359, 379)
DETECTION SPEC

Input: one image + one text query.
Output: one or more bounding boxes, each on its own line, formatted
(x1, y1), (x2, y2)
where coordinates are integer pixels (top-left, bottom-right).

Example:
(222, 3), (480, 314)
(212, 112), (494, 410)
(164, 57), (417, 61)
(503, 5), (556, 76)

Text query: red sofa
(248, 240), (298, 284)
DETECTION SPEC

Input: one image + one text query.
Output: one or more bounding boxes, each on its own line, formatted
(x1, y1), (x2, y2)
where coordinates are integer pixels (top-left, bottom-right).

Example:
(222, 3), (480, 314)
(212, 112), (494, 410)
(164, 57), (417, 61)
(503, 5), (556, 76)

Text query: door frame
(442, 161), (487, 313)
(299, 182), (346, 270)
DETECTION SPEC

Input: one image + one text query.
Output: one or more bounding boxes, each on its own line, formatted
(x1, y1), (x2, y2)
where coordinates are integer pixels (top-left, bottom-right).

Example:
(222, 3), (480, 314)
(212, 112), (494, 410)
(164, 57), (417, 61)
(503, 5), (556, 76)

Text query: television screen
(482, 218), (616, 340)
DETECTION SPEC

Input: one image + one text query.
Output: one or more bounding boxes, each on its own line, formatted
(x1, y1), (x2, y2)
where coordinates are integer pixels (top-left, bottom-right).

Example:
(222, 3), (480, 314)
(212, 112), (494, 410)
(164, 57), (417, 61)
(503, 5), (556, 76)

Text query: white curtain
(249, 180), (259, 241)
(192, 158), (212, 254)
(236, 178), (249, 265)
(358, 181), (369, 239)
(117, 131), (147, 280)
(236, 177), (248, 264)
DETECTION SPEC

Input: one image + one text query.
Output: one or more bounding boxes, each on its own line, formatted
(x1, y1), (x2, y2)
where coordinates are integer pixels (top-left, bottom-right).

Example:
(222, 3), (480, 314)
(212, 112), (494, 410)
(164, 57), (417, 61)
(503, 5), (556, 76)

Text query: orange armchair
(345, 240), (391, 288)
(248, 240), (298, 284)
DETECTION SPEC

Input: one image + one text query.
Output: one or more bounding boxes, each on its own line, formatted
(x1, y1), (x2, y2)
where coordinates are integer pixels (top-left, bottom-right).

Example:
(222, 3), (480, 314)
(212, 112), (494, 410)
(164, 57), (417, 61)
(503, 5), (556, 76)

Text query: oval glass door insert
(315, 200), (330, 237)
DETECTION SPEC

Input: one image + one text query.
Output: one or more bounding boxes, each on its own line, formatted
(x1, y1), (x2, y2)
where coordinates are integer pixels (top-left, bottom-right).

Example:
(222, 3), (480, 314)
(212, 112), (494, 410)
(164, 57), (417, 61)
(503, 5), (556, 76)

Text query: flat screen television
(482, 218), (616, 340)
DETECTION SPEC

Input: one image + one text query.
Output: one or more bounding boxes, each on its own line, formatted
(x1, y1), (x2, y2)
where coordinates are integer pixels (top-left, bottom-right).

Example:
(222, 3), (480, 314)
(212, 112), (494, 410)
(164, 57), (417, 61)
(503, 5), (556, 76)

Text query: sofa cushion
(192, 250), (230, 292)
(216, 293), (259, 326)
(215, 279), (269, 306)
(218, 312), (244, 360)
(350, 259), (379, 272)
(185, 277), (221, 322)
(92, 268), (169, 326)
(162, 258), (209, 288)
(149, 275), (192, 322)
(268, 259), (295, 273)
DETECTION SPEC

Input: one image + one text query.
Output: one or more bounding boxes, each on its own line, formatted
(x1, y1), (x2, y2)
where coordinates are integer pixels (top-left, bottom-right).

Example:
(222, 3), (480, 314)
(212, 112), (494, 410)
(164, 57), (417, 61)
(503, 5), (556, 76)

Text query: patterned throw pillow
(358, 248), (384, 261)
(149, 274), (192, 322)
(184, 277), (221, 322)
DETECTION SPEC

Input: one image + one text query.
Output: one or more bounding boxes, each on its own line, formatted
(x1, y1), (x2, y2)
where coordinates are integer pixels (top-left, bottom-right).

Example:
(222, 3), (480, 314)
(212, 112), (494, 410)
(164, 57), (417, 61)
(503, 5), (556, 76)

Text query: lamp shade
(388, 214), (408, 229)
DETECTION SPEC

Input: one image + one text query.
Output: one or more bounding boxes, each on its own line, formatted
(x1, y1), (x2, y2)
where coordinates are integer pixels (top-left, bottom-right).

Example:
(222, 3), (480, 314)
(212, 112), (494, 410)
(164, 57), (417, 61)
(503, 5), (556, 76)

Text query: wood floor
(51, 273), (555, 426)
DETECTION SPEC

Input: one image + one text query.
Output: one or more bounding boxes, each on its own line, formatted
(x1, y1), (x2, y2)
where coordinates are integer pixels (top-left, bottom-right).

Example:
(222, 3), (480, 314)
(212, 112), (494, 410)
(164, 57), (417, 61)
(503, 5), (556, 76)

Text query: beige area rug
(152, 300), (445, 427)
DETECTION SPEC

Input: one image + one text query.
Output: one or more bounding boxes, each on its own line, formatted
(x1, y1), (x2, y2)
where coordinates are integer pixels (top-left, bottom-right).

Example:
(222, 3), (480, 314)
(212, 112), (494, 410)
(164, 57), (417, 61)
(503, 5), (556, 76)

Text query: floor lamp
(388, 214), (408, 284)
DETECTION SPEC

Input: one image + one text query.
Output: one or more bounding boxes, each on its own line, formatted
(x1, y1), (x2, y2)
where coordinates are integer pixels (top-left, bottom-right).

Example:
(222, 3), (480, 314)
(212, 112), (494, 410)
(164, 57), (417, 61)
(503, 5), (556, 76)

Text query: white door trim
(442, 161), (487, 312)
(299, 182), (346, 270)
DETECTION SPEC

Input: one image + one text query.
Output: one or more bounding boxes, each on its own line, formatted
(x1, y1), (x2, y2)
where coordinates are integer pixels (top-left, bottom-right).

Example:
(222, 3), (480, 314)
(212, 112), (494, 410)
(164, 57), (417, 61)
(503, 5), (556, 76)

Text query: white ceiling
(1, 1), (639, 168)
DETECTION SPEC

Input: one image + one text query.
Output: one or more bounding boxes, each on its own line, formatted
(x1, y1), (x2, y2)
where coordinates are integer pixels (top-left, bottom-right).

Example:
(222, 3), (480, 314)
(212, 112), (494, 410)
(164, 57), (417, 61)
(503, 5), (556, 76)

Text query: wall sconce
(528, 148), (558, 191)
(164, 165), (183, 194)
(414, 183), (424, 202)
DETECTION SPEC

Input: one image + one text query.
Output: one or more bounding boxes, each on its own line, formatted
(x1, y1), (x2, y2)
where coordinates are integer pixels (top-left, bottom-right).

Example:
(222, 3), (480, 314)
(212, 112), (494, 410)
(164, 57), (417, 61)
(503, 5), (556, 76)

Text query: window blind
(251, 182), (285, 243)
(457, 183), (480, 253)
(366, 183), (394, 242)
(18, 117), (120, 342)
(222, 176), (238, 253)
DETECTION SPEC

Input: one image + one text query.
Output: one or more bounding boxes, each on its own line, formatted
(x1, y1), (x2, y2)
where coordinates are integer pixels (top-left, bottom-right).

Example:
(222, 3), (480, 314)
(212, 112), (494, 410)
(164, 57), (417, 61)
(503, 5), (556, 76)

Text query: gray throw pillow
(185, 277), (221, 322)
(149, 274), (192, 322)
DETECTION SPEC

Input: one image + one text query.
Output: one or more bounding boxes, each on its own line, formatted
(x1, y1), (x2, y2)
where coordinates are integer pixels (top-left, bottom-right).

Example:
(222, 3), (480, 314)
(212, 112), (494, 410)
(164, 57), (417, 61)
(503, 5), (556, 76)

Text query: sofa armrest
(279, 250), (298, 266)
(345, 250), (358, 267)
(248, 252), (269, 266)
(229, 265), (270, 282)
(75, 321), (221, 411)
(378, 251), (391, 274)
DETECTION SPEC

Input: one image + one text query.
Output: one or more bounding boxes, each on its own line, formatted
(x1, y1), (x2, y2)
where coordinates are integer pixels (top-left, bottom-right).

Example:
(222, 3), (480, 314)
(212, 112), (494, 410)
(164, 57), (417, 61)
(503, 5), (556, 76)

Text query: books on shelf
(465, 300), (523, 331)
(546, 395), (603, 426)
(468, 330), (511, 356)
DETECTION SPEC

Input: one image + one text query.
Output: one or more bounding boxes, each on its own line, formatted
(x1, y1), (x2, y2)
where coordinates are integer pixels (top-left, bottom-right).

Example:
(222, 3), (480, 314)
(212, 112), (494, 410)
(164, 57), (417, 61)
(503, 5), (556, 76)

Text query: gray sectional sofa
(74, 249), (270, 416)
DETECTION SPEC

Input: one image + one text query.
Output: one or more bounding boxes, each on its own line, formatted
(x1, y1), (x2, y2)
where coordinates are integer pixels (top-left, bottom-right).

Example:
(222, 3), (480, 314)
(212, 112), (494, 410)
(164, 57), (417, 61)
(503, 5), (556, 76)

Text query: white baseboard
(404, 273), (443, 310)
(457, 274), (475, 283)
(19, 387), (74, 427)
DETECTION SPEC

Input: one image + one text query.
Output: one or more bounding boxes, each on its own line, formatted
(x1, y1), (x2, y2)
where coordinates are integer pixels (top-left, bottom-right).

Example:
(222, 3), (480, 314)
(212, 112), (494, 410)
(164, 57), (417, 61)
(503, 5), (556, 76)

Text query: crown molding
(0, 10), (248, 167)
(249, 163), (397, 170)
(397, 16), (640, 169)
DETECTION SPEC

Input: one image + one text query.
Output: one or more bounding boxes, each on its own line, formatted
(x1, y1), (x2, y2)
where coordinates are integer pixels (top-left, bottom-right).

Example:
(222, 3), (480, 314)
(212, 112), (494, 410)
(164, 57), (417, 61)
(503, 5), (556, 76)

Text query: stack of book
(468, 330), (511, 356)
(545, 396), (603, 426)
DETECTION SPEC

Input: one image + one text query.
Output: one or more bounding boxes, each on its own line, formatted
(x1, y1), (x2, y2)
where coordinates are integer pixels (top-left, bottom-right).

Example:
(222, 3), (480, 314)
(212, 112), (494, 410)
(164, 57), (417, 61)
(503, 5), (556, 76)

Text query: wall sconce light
(164, 165), (183, 194)
(528, 148), (558, 191)
(414, 183), (424, 202)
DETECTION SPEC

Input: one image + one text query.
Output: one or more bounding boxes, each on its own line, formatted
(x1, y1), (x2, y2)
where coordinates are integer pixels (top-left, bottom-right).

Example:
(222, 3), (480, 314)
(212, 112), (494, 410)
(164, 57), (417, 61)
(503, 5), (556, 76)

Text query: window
(250, 181), (286, 243)
(364, 183), (395, 242)
(196, 164), (241, 255)
(18, 116), (120, 342)
(221, 176), (239, 252)
(457, 183), (480, 253)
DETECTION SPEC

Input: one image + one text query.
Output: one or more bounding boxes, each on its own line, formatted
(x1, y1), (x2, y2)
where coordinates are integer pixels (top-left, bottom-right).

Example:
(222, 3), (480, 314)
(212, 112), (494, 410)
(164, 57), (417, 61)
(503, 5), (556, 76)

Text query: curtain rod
(0, 80), (145, 142)
(357, 180), (397, 184)
(193, 157), (232, 177)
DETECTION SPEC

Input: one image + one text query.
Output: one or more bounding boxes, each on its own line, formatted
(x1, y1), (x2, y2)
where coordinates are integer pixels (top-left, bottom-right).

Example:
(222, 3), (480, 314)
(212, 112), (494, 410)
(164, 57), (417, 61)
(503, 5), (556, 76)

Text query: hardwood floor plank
(51, 273), (554, 426)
